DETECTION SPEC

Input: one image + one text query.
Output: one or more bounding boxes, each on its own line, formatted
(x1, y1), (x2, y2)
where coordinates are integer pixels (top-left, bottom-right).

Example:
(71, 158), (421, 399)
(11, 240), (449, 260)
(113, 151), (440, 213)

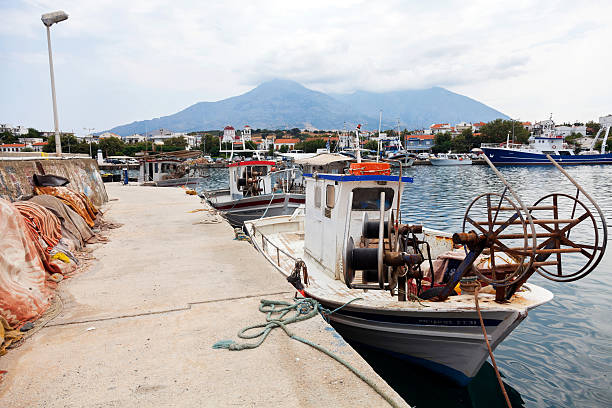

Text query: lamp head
(42, 11), (69, 27)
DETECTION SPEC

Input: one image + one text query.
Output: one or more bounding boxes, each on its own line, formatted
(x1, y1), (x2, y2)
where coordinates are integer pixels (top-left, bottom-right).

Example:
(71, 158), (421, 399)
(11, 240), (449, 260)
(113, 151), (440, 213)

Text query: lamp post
(84, 127), (95, 158)
(41, 10), (69, 156)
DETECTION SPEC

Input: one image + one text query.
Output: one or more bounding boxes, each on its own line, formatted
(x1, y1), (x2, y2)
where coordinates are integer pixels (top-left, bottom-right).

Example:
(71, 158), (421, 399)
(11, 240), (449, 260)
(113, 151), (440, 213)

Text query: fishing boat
(201, 160), (305, 226)
(245, 148), (606, 385)
(138, 150), (208, 187)
(481, 115), (612, 165)
(430, 152), (472, 166)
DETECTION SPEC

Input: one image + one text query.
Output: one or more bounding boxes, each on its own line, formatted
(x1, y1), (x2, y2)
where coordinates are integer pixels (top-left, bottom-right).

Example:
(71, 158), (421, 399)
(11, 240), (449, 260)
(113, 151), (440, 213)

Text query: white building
(221, 126), (237, 143)
(18, 137), (44, 145)
(32, 142), (48, 152)
(0, 143), (26, 152)
(455, 122), (472, 133)
(555, 125), (587, 137)
(242, 125), (252, 141)
(430, 123), (452, 134)
(124, 134), (146, 144)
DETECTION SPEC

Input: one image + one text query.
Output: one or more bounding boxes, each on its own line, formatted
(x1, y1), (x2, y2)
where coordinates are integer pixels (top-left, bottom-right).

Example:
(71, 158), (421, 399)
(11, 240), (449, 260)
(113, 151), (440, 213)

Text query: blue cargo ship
(481, 117), (612, 165)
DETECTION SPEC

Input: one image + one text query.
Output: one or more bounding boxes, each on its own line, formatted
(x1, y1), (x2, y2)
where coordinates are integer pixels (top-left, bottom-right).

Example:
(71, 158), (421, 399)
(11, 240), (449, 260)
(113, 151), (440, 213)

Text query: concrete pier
(0, 184), (407, 407)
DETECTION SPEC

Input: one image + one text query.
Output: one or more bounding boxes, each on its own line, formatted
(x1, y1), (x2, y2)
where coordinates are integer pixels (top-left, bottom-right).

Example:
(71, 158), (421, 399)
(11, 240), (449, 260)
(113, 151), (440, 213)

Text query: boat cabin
(303, 162), (412, 281)
(138, 157), (182, 183)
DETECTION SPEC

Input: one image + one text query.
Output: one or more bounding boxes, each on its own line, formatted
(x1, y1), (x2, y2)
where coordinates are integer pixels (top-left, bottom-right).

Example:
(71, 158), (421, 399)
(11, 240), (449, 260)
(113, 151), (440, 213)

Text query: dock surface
(0, 184), (407, 407)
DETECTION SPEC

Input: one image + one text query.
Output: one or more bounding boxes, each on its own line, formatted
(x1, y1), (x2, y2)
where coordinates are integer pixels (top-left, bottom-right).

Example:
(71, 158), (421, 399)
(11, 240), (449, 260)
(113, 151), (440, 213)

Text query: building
(0, 143), (26, 152)
(0, 124), (28, 135)
(273, 138), (299, 150)
(242, 125), (252, 141)
(221, 126), (236, 143)
(404, 135), (434, 152)
(522, 122), (533, 132)
(98, 132), (121, 139)
(124, 134), (146, 144)
(555, 125), (587, 137)
(430, 123), (452, 134)
(18, 137), (44, 145)
(455, 122), (472, 133)
(32, 142), (48, 152)
(472, 122), (486, 133)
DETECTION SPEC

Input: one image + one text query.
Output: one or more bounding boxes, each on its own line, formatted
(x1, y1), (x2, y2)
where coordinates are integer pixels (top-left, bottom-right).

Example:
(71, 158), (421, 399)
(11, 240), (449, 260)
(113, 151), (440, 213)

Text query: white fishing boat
(138, 150), (208, 187)
(202, 160), (305, 226)
(245, 149), (606, 385)
(430, 152), (472, 166)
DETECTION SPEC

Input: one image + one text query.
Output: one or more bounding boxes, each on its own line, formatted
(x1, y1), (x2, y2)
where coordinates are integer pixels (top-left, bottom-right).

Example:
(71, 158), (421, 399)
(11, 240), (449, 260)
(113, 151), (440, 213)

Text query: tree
(0, 131), (18, 144)
(585, 121), (601, 135)
(451, 128), (481, 153)
(98, 137), (126, 157)
(27, 128), (42, 139)
(294, 138), (327, 153)
(364, 140), (378, 151)
(163, 136), (187, 149)
(290, 128), (301, 136)
(279, 145), (289, 153)
(201, 134), (220, 156)
(479, 119), (529, 144)
(43, 133), (86, 154)
(432, 132), (452, 153)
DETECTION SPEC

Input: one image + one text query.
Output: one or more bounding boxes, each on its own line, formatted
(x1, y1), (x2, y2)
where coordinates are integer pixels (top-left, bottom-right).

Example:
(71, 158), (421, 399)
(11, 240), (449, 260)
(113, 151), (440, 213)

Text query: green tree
(585, 121), (601, 135)
(43, 133), (85, 153)
(294, 138), (328, 153)
(364, 140), (378, 151)
(432, 132), (452, 153)
(451, 128), (481, 153)
(0, 131), (18, 144)
(479, 119), (529, 144)
(163, 136), (187, 149)
(290, 128), (301, 136)
(201, 134), (220, 156)
(98, 137), (126, 157)
(279, 145), (289, 153)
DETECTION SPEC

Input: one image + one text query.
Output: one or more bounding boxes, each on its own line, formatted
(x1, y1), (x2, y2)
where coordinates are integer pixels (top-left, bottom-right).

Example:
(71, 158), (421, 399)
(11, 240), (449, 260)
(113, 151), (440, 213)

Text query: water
(201, 164), (612, 407)
(391, 165), (612, 407)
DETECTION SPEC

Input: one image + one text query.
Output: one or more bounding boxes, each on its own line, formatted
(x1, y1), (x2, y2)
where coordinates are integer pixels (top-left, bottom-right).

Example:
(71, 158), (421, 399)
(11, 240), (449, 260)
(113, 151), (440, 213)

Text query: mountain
(105, 80), (508, 135)
(330, 87), (509, 129)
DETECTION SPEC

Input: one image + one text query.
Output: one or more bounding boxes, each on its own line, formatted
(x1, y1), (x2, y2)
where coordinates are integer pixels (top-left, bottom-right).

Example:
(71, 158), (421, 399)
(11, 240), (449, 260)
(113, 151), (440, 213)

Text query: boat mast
(355, 124), (362, 163)
(377, 110), (382, 162)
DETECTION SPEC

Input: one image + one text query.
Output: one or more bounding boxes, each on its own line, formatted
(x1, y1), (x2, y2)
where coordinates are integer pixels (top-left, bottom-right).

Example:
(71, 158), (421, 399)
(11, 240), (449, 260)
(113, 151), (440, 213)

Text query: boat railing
(250, 225), (297, 267)
(480, 142), (526, 149)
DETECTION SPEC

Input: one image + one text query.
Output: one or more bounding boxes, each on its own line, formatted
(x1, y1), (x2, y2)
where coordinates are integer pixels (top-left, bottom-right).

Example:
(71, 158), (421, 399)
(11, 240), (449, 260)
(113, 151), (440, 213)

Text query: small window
(351, 188), (395, 211)
(326, 185), (335, 208)
(314, 186), (321, 208)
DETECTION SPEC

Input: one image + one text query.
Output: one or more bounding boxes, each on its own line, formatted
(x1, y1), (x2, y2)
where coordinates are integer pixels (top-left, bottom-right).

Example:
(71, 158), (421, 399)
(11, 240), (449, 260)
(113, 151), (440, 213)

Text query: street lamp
(84, 128), (95, 158)
(41, 10), (69, 156)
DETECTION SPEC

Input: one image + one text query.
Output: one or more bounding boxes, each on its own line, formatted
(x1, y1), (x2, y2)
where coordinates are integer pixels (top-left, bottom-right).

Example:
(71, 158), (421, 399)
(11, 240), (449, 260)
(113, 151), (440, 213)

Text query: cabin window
(314, 186), (321, 208)
(559, 151), (571, 156)
(326, 185), (335, 208)
(351, 188), (395, 211)
(542, 151), (555, 155)
(154, 163), (159, 173)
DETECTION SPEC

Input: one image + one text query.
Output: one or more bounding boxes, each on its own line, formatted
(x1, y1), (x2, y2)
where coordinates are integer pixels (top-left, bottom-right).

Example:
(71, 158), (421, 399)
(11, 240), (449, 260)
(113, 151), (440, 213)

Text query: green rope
(212, 298), (403, 408)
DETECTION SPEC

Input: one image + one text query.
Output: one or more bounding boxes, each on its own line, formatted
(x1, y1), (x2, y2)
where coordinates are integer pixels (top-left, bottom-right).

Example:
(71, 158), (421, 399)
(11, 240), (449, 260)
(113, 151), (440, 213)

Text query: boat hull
(319, 302), (525, 385)
(481, 147), (612, 165)
(206, 193), (305, 226)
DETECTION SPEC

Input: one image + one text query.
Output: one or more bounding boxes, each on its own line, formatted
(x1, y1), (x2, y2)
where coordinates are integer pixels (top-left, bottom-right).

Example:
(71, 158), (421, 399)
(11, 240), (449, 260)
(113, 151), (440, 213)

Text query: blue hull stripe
(325, 307), (502, 327)
(304, 173), (414, 183)
(481, 147), (612, 165)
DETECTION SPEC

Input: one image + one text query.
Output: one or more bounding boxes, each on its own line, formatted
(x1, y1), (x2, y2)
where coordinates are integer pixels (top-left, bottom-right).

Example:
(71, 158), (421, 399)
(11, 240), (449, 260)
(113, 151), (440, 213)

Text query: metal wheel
(462, 192), (537, 285)
(529, 193), (605, 282)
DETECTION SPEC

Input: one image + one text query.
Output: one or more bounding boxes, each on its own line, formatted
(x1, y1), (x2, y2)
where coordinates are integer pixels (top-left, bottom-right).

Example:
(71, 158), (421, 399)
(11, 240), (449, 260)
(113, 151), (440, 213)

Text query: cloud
(1, 0), (611, 132)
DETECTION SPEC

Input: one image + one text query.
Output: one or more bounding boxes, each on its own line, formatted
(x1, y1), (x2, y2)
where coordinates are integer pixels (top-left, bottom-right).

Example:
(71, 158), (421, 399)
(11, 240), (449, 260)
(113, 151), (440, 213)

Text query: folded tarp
(13, 201), (62, 275)
(34, 186), (98, 228)
(0, 198), (51, 326)
(29, 195), (94, 248)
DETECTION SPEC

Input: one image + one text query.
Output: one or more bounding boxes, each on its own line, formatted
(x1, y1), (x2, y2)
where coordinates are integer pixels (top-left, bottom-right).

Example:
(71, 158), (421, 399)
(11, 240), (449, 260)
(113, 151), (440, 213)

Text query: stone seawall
(0, 158), (108, 206)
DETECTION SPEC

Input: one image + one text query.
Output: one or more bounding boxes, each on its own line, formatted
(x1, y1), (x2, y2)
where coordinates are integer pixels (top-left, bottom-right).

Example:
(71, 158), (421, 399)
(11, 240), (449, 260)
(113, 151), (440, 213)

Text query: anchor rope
(212, 297), (403, 408)
(474, 284), (512, 408)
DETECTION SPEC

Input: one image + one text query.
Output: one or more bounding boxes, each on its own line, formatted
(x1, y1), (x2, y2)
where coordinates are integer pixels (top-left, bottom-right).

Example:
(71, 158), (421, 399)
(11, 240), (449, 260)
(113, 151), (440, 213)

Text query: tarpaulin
(34, 186), (98, 227)
(0, 198), (50, 326)
(29, 194), (94, 247)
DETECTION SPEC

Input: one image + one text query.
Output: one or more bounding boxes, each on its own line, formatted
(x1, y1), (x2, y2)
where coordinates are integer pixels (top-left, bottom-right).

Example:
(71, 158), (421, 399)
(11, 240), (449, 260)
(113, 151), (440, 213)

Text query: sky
(1, 0), (611, 135)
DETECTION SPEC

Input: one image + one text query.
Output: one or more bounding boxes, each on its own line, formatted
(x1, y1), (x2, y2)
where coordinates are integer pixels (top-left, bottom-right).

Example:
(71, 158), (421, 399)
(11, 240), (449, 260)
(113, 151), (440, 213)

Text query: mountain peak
(104, 80), (508, 135)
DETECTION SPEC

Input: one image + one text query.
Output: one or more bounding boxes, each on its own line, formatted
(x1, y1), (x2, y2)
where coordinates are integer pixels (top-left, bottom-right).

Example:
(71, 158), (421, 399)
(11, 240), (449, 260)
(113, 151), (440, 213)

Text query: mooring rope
(474, 284), (512, 408)
(212, 297), (403, 407)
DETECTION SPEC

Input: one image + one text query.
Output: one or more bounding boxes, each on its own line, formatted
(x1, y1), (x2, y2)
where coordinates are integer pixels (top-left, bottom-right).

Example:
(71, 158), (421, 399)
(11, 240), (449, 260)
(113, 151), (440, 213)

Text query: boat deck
(247, 216), (553, 314)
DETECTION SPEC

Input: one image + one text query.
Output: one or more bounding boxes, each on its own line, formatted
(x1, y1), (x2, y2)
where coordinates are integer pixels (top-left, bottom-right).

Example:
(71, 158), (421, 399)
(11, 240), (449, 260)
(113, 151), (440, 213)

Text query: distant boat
(481, 116), (612, 165)
(430, 152), (472, 166)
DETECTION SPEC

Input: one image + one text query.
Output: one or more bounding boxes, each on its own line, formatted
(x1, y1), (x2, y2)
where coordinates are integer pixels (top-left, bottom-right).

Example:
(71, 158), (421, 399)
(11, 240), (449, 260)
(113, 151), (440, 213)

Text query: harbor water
(201, 164), (612, 407)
